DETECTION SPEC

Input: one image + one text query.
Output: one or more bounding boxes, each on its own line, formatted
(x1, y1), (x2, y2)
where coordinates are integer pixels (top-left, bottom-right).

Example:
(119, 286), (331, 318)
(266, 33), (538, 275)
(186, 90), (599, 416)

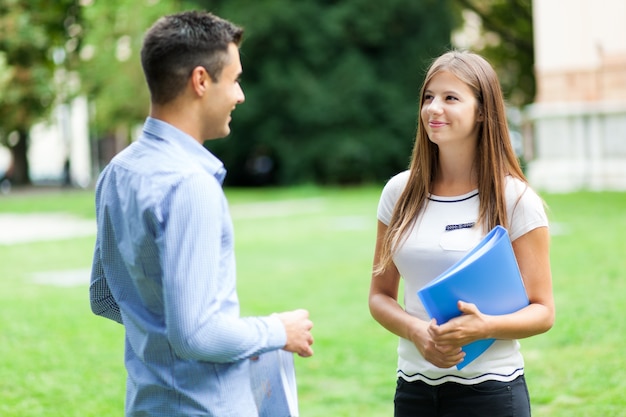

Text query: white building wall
(28, 96), (91, 187)
(534, 0), (626, 71)
(528, 0), (626, 192)
(68, 96), (92, 188)
(526, 102), (626, 191)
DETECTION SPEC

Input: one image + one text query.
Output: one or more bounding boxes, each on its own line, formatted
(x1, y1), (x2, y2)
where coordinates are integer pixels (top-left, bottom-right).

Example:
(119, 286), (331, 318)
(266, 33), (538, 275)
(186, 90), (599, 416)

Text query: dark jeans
(394, 375), (531, 417)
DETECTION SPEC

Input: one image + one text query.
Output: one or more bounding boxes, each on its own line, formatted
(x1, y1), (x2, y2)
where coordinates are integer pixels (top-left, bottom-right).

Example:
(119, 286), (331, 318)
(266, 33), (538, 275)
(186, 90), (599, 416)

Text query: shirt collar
(142, 117), (226, 184)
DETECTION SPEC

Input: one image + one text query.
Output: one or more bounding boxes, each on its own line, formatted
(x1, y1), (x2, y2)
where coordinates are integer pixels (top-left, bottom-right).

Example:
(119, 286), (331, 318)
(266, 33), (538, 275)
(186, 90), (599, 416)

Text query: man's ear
(190, 66), (211, 97)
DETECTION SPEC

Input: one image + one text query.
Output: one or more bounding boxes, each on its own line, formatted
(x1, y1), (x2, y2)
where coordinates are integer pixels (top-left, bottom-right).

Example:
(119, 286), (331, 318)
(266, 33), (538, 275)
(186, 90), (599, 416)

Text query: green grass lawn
(0, 186), (625, 416)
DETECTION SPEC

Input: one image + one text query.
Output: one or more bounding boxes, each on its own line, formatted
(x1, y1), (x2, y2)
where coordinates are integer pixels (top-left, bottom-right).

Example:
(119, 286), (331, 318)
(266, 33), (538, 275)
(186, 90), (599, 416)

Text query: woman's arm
(429, 226), (555, 346)
(369, 220), (465, 368)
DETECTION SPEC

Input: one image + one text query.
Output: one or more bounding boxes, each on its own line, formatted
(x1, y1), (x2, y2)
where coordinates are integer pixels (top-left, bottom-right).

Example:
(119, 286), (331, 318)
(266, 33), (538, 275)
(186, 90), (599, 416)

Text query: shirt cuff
(265, 314), (288, 350)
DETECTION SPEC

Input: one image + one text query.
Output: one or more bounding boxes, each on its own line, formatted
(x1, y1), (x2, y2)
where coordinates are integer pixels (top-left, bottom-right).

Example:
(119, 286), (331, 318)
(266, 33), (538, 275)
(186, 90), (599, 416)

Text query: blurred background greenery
(0, 0), (533, 187)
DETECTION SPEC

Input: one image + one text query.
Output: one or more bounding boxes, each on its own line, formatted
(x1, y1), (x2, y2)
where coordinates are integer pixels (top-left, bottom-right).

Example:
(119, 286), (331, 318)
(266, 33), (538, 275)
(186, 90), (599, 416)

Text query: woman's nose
(427, 97), (442, 114)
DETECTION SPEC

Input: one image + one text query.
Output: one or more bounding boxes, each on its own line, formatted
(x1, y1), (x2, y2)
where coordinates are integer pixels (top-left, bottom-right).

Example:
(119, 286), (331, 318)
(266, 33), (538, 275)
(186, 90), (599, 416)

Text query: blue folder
(417, 225), (529, 370)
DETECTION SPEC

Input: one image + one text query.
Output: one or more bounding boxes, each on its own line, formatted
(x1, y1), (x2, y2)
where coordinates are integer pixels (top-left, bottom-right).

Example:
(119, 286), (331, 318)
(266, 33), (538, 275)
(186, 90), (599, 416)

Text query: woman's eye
(446, 95), (458, 101)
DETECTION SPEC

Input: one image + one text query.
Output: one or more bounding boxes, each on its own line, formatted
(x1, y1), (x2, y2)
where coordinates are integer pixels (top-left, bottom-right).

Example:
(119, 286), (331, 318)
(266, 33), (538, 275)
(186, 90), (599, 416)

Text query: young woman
(369, 50), (554, 417)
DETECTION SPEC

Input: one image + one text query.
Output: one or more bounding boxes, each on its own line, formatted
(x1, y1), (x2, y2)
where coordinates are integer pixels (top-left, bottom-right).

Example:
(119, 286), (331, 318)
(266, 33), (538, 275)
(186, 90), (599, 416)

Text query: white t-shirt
(377, 170), (548, 385)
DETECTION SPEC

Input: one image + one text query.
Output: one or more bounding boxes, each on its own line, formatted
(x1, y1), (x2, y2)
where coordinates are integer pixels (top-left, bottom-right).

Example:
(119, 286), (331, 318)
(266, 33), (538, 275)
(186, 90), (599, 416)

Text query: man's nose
(236, 83), (245, 104)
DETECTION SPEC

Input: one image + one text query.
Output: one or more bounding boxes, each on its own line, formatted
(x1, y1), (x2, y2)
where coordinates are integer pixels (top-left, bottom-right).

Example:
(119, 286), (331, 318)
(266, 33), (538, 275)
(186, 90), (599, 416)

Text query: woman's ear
(476, 108), (484, 122)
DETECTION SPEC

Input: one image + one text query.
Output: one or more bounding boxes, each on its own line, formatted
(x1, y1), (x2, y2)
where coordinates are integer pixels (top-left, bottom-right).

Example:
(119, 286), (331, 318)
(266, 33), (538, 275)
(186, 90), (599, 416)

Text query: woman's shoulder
(384, 170), (411, 193)
(504, 175), (527, 190)
(504, 175), (542, 204)
(377, 170), (410, 224)
(504, 176), (548, 240)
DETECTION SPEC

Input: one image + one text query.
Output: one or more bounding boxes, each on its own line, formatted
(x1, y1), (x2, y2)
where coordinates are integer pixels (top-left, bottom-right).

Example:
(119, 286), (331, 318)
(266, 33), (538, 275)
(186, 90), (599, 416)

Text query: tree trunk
(10, 129), (31, 186)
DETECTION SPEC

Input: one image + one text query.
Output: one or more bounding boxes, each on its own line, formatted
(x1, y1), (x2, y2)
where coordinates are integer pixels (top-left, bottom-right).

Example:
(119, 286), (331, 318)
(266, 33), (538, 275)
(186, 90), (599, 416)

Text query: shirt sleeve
(89, 240), (123, 324)
(377, 171), (410, 225)
(159, 173), (286, 363)
(506, 177), (549, 241)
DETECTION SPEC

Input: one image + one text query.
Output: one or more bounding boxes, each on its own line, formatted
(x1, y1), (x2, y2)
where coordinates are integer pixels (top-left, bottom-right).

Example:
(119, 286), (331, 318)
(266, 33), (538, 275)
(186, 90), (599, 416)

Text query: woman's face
(420, 70), (482, 149)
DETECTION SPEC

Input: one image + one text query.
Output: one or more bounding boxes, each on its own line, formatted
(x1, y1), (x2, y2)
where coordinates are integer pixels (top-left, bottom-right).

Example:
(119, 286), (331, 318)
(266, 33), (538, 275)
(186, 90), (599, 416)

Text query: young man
(89, 11), (314, 417)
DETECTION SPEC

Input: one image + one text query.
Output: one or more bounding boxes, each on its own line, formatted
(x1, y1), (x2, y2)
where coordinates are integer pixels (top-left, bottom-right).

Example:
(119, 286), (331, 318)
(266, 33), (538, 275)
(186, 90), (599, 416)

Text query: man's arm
(161, 174), (304, 363)
(89, 243), (123, 324)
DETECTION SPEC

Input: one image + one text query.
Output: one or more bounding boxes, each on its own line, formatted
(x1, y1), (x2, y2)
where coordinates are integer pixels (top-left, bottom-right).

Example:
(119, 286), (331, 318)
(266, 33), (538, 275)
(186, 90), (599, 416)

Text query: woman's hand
(409, 317), (466, 369)
(427, 301), (490, 350)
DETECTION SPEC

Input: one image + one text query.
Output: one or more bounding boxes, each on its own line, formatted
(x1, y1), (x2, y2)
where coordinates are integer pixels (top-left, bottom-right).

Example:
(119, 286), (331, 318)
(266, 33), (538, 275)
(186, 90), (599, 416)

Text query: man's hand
(275, 309), (314, 357)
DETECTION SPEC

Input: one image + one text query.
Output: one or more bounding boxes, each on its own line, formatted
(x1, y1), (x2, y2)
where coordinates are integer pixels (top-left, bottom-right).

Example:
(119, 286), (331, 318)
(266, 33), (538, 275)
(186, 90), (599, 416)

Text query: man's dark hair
(140, 11), (244, 105)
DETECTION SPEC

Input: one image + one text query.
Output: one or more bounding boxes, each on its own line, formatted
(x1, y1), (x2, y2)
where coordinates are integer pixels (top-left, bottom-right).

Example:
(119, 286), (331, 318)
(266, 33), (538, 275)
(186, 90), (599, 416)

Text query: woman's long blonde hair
(376, 51), (526, 273)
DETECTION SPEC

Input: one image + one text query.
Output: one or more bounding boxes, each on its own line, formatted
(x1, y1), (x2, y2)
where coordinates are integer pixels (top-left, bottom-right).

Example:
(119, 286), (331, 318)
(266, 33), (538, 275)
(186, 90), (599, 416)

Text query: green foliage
(0, 0), (82, 183)
(0, 0), (80, 126)
(1, 1), (538, 186)
(455, 0), (535, 106)
(198, 0), (456, 185)
(77, 0), (189, 136)
(1, 1), (458, 186)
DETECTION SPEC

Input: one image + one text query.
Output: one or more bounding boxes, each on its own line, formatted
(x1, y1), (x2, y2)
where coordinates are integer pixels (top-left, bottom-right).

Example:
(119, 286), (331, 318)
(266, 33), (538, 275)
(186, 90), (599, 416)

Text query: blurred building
(526, 0), (626, 191)
(28, 96), (91, 187)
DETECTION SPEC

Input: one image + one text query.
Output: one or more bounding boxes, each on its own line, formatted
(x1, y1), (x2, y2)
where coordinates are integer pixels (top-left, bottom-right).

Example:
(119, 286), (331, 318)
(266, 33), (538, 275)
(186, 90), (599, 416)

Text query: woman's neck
(431, 151), (478, 196)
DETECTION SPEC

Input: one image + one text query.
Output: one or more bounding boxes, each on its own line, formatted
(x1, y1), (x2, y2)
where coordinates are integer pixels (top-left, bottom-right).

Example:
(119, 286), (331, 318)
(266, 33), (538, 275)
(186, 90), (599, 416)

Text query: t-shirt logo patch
(445, 222), (475, 231)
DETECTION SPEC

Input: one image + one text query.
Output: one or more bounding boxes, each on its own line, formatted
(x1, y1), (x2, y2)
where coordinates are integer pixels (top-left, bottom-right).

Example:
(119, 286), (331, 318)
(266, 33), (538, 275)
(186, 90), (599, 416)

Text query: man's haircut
(140, 11), (243, 105)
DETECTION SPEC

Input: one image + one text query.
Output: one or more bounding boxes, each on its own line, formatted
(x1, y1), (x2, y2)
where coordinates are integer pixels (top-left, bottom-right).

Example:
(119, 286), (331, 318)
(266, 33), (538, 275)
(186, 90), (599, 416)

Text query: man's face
(202, 43), (245, 140)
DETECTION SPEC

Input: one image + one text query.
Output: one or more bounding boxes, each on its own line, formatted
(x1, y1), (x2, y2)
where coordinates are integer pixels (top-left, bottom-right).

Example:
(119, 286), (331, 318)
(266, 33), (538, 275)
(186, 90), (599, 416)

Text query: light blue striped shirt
(90, 117), (286, 417)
